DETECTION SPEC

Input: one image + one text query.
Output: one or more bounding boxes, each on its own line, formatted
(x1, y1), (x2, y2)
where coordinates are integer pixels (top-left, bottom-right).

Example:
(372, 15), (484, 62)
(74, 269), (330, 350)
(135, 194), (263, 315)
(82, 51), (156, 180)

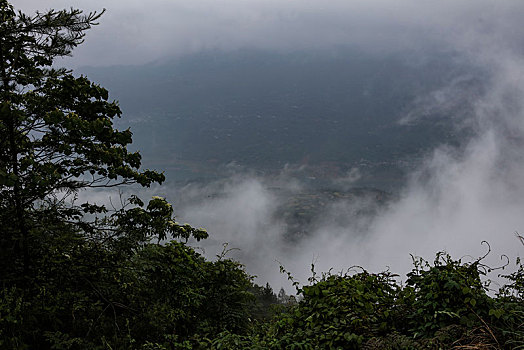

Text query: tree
(0, 0), (205, 283)
(0, 2), (219, 347)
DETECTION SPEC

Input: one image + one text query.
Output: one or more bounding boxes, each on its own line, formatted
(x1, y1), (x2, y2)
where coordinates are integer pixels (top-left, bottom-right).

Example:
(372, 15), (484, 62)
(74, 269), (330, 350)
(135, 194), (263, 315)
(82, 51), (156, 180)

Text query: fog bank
(170, 38), (524, 292)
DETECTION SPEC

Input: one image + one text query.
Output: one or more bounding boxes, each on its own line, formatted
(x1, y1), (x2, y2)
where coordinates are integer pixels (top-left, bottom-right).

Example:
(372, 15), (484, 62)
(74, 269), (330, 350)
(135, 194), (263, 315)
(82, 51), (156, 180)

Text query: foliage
(239, 251), (524, 350)
(266, 270), (400, 349)
(249, 283), (280, 321)
(0, 233), (258, 348)
(0, 0), (202, 285)
(405, 251), (493, 338)
(494, 257), (524, 349)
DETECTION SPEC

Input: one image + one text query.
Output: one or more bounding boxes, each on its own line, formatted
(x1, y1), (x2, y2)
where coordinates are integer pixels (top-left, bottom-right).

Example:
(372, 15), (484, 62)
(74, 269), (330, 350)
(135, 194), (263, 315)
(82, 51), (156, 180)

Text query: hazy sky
(14, 0), (524, 66)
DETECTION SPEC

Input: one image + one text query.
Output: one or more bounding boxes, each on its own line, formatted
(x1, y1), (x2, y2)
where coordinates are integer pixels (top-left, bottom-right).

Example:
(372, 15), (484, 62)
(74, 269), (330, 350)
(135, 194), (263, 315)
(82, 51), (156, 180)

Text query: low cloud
(14, 0), (524, 67)
(172, 120), (524, 293)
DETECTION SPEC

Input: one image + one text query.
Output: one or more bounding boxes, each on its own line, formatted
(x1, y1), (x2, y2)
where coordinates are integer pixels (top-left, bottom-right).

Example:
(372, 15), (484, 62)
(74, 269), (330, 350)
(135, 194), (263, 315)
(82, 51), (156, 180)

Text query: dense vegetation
(1, 2), (524, 349)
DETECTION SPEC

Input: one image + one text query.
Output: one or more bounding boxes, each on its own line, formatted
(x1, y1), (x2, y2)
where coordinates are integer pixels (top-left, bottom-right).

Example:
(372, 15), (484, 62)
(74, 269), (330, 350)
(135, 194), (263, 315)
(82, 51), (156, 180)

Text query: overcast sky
(14, 0), (524, 67)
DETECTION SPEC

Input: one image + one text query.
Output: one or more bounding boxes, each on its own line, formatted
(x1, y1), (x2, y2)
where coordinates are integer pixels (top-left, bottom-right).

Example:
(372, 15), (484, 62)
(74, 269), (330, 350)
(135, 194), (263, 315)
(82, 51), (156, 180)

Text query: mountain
(78, 48), (481, 188)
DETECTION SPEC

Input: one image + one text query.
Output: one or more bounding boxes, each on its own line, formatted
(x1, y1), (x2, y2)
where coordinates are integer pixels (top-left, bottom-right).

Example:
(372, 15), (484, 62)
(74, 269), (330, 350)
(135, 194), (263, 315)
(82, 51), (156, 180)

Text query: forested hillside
(2, 1), (524, 349)
(78, 49), (477, 188)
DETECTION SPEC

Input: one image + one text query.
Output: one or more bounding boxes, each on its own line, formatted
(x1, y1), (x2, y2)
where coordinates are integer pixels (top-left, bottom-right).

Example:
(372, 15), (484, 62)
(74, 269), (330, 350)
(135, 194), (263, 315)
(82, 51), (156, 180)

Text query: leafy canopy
(0, 0), (206, 283)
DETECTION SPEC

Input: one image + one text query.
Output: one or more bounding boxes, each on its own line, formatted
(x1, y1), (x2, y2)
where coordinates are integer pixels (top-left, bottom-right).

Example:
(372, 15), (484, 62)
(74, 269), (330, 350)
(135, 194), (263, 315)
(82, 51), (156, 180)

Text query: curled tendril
(475, 241), (510, 274)
(460, 254), (475, 263)
(474, 240), (492, 263)
(487, 254), (510, 273)
(346, 265), (366, 275)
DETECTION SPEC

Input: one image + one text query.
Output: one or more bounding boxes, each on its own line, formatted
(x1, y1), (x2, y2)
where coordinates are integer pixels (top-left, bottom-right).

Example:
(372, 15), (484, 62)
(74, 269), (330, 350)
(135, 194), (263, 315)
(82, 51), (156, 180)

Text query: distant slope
(78, 48), (481, 186)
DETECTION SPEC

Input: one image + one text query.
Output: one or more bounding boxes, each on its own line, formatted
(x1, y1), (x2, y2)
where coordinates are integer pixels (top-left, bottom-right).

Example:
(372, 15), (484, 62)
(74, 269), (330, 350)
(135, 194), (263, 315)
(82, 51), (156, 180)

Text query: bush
(405, 252), (493, 338)
(265, 270), (400, 349)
